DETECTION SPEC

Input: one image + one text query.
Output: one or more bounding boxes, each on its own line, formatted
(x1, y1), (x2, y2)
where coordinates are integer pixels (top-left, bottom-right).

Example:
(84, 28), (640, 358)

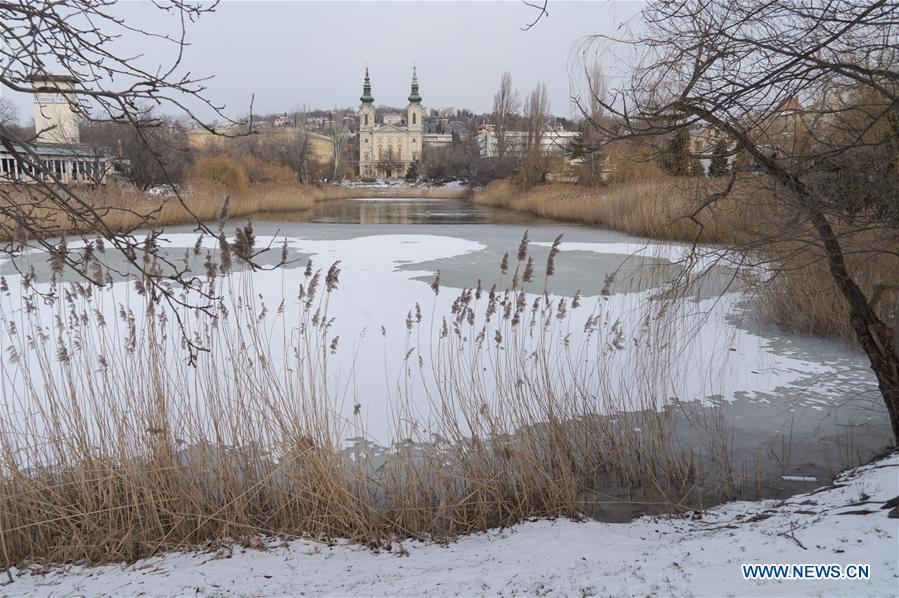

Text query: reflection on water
(253, 196), (560, 226)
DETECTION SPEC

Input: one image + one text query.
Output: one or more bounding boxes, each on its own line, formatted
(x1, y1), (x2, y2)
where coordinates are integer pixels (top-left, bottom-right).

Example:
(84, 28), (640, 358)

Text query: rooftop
(25, 74), (79, 84)
(1, 142), (110, 158)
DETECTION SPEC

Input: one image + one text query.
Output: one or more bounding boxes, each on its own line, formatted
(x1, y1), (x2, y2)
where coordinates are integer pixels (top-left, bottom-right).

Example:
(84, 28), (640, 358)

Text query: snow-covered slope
(4, 453), (897, 597)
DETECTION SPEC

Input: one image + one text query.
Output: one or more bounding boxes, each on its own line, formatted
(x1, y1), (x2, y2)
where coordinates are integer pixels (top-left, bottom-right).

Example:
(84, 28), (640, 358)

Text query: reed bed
(475, 179), (898, 344)
(475, 178), (753, 245)
(0, 232), (733, 568)
(0, 183), (469, 243)
(756, 237), (899, 341)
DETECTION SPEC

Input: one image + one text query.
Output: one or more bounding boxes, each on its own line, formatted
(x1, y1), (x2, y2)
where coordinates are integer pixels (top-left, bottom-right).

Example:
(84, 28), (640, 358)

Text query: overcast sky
(3, 1), (644, 123)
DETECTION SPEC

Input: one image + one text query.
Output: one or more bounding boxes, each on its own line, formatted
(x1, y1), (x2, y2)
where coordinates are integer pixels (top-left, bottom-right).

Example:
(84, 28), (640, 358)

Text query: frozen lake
(0, 196), (891, 502)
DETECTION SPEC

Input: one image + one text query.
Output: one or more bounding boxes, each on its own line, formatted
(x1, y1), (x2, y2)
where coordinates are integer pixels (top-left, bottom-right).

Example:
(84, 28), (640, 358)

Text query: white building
(32, 74), (81, 145)
(430, 107), (459, 118)
(357, 67), (423, 178)
(422, 133), (452, 148)
(476, 124), (578, 159)
(0, 144), (110, 185)
(273, 114), (293, 128)
(382, 113), (404, 126)
(1, 74), (114, 185)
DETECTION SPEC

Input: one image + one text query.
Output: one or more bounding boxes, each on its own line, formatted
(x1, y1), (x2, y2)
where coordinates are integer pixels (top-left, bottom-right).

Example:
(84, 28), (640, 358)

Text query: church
(358, 67), (423, 178)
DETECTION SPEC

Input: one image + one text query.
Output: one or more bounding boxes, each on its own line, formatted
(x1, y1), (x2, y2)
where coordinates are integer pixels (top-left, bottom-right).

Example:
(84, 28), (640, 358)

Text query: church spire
(407, 65), (422, 104)
(360, 66), (374, 104)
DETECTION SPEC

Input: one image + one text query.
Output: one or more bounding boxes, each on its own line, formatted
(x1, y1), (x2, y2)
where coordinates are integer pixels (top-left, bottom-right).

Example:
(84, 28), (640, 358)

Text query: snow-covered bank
(5, 453), (896, 597)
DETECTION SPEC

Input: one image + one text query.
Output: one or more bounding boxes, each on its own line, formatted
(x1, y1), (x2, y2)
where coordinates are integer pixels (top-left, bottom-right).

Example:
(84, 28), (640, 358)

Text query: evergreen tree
(708, 139), (731, 177)
(405, 160), (420, 181)
(661, 127), (692, 175)
(688, 154), (705, 177)
(569, 131), (587, 160)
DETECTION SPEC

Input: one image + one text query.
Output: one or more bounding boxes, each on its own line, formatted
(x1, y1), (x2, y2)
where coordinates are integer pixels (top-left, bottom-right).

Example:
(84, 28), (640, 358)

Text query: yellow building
(187, 128), (334, 167)
(358, 67), (423, 178)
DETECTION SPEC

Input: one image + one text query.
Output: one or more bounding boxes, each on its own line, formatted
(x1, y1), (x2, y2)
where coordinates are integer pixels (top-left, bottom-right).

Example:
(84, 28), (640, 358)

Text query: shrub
(605, 140), (667, 183)
(188, 155), (249, 193)
(240, 155), (296, 184)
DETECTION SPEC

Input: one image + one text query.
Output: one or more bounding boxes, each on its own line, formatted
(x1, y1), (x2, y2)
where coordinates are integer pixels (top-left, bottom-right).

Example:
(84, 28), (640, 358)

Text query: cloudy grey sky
(4, 1), (643, 122)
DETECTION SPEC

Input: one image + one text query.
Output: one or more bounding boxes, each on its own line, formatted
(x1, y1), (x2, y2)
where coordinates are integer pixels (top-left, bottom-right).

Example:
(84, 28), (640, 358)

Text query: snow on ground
(5, 453), (896, 597)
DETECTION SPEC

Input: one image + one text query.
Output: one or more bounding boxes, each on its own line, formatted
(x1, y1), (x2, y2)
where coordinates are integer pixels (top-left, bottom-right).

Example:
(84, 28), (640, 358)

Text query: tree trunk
(805, 204), (899, 444)
(688, 104), (899, 444)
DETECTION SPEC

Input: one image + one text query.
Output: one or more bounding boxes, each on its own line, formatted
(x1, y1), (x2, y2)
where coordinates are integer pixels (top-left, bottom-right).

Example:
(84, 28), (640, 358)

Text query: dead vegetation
(474, 177), (753, 244)
(475, 178), (898, 344)
(0, 234), (730, 568)
(0, 182), (469, 243)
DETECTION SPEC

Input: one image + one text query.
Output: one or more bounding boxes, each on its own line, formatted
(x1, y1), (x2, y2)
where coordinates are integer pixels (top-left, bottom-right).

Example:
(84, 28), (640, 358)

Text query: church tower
(406, 66), (422, 133)
(406, 66), (422, 167)
(359, 66), (375, 132)
(359, 67), (375, 176)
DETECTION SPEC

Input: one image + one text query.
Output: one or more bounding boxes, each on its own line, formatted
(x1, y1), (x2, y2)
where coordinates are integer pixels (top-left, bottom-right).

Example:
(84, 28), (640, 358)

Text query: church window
(364, 114), (369, 126)
(412, 113), (416, 124)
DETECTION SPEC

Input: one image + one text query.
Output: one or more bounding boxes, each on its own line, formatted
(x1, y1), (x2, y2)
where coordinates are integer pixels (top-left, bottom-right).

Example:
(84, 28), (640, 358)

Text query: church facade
(358, 67), (423, 178)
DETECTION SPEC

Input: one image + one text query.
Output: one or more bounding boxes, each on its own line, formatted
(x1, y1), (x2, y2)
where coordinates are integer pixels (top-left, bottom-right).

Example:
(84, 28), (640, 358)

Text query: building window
(1, 157), (17, 180)
(364, 114), (369, 126)
(412, 113), (416, 125)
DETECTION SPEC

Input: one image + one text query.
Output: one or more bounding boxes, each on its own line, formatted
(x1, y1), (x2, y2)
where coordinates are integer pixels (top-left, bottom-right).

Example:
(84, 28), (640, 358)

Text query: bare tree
(584, 0), (899, 441)
(492, 72), (521, 160)
(328, 109), (351, 182)
(577, 60), (608, 185)
(585, 60), (606, 124)
(521, 0), (549, 31)
(285, 106), (315, 184)
(0, 97), (18, 128)
(521, 82), (550, 186)
(0, 0), (270, 357)
(81, 109), (193, 190)
(378, 147), (402, 179)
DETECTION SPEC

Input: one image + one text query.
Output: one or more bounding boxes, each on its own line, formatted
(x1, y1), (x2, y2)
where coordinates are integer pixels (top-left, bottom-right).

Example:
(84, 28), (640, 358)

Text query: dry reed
(475, 178), (752, 244)
(0, 183), (470, 243)
(0, 234), (731, 568)
(475, 179), (898, 344)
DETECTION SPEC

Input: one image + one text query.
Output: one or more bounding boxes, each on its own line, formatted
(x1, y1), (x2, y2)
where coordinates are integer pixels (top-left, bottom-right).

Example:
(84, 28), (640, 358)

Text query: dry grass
(475, 178), (752, 245)
(0, 237), (731, 568)
(475, 179), (897, 344)
(757, 236), (899, 341)
(0, 183), (470, 243)
(188, 155), (250, 193)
